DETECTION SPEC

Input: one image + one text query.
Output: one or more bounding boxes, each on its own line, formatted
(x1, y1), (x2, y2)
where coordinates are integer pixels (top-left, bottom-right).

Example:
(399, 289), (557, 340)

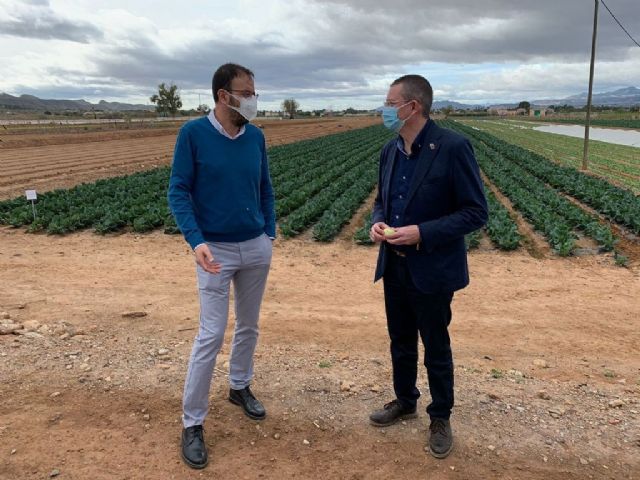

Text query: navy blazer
(373, 121), (488, 293)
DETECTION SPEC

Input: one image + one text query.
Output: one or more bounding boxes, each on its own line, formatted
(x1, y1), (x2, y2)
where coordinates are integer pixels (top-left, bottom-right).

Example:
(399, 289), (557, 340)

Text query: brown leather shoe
(428, 418), (453, 458)
(369, 400), (417, 427)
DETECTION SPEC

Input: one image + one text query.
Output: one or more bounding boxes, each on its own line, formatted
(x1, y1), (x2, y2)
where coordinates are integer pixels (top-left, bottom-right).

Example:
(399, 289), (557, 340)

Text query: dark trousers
(383, 253), (454, 419)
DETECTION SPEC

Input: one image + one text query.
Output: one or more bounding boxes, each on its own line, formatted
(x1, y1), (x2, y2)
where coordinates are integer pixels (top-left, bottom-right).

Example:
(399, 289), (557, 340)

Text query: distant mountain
(0, 93), (154, 112)
(432, 100), (481, 110)
(533, 87), (640, 107)
(95, 99), (154, 111)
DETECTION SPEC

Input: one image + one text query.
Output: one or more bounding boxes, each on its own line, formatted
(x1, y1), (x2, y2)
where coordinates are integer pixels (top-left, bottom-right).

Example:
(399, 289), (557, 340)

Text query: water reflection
(534, 124), (640, 148)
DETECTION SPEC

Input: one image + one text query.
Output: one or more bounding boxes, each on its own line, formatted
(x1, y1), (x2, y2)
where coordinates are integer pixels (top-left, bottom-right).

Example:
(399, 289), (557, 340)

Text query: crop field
(459, 119), (640, 193)
(354, 121), (639, 263)
(355, 183), (522, 252)
(0, 125), (393, 243)
(0, 116), (379, 200)
(3, 118), (639, 264)
(446, 121), (640, 249)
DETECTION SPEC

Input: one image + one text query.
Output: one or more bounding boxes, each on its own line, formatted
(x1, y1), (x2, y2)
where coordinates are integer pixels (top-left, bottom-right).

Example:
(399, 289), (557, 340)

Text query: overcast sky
(0, 0), (638, 109)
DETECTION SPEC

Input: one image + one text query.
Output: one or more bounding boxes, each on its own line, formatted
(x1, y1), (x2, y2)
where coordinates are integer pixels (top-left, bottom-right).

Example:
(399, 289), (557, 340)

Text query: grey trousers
(182, 233), (272, 428)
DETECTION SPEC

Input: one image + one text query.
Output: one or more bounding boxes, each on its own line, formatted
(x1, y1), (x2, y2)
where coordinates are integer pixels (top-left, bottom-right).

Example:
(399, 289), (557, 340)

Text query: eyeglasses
(227, 89), (259, 99)
(384, 99), (411, 107)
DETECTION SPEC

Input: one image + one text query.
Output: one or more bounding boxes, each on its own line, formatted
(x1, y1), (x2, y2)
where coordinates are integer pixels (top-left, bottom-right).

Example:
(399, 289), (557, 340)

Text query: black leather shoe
(369, 399), (417, 427)
(181, 425), (208, 469)
(229, 386), (266, 420)
(429, 418), (453, 458)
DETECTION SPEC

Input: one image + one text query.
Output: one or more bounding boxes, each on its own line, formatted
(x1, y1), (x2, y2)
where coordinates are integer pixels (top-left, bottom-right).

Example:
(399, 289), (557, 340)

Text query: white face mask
(228, 93), (258, 121)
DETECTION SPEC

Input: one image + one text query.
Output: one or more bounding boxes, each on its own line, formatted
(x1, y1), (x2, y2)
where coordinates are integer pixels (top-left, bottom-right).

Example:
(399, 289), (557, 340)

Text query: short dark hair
(212, 63), (254, 102)
(391, 75), (433, 117)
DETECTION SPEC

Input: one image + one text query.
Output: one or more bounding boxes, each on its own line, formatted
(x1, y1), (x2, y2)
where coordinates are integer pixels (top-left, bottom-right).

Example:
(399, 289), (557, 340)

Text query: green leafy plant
(441, 121), (619, 256)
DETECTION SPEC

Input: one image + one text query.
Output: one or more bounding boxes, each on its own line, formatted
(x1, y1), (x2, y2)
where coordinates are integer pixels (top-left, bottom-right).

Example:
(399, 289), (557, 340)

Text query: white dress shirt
(207, 109), (246, 139)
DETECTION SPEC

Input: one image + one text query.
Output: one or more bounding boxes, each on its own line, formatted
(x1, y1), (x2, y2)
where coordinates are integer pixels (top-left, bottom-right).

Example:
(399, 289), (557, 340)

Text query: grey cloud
(0, 2), (102, 43)
(88, 34), (391, 94)
(16, 0), (51, 5)
(313, 0), (640, 62)
(18, 0), (639, 105)
(63, 0), (638, 102)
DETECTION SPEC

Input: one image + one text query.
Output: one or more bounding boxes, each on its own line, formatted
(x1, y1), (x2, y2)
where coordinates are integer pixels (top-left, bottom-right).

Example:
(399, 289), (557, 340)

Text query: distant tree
(344, 107), (371, 115)
(557, 104), (575, 112)
(517, 101), (531, 112)
(150, 83), (182, 117)
(282, 98), (299, 119)
(441, 106), (454, 118)
(196, 103), (210, 115)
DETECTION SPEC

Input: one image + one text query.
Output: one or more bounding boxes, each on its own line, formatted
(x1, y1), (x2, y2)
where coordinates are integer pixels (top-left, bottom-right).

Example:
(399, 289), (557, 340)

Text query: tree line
(150, 83), (305, 118)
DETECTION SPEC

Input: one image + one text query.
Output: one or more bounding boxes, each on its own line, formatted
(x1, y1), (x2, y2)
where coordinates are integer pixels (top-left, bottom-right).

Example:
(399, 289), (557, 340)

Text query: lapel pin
(429, 143), (436, 150)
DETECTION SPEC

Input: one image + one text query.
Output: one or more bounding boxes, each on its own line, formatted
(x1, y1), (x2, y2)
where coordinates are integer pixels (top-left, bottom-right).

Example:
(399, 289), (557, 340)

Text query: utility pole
(582, 0), (599, 171)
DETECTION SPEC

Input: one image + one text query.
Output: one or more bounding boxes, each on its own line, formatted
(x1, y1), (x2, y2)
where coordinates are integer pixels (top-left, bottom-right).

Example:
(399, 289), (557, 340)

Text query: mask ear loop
(220, 90), (239, 110)
(399, 100), (417, 123)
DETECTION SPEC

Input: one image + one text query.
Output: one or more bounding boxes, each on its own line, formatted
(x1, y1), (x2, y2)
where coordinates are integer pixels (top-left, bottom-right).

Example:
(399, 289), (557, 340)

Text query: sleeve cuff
(265, 224), (276, 239)
(186, 231), (206, 251)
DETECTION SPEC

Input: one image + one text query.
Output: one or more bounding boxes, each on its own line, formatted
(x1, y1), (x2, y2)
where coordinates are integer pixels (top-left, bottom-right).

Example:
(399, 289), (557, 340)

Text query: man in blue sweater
(168, 63), (276, 469)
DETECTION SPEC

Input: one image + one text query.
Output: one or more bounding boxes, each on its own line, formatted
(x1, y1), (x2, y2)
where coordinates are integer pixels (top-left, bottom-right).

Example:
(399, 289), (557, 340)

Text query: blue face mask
(381, 102), (411, 132)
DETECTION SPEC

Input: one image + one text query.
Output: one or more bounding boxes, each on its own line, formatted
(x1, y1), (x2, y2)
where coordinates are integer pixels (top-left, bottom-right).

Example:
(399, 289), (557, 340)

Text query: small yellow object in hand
(383, 228), (396, 236)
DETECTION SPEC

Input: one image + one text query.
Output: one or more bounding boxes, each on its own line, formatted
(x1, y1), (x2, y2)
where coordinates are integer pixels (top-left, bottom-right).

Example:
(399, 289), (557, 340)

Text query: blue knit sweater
(168, 117), (276, 249)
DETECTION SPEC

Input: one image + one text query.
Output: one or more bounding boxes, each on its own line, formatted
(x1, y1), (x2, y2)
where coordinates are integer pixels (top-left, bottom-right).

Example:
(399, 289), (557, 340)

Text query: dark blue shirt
(388, 120), (433, 229)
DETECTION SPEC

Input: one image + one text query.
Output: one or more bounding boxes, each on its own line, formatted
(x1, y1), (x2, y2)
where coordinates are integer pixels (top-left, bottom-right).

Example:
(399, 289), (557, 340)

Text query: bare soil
(1, 229), (638, 480)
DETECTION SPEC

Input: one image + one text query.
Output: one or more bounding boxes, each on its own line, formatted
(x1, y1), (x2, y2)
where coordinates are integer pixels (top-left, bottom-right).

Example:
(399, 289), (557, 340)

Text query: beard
(230, 108), (249, 127)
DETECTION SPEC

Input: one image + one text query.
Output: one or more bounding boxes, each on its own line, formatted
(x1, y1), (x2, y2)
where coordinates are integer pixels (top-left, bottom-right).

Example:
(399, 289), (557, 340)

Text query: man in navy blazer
(368, 75), (487, 459)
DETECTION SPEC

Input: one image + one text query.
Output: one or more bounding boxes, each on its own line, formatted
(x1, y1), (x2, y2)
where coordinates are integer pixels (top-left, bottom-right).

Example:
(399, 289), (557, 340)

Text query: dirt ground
(0, 116), (379, 200)
(1, 228), (638, 480)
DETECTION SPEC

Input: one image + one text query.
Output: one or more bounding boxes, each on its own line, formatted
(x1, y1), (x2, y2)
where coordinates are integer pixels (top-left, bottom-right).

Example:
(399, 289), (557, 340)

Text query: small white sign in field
(25, 189), (38, 220)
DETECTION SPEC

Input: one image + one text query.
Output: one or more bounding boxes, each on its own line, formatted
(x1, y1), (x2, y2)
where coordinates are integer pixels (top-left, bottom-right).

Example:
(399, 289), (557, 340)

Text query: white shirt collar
(208, 109), (246, 140)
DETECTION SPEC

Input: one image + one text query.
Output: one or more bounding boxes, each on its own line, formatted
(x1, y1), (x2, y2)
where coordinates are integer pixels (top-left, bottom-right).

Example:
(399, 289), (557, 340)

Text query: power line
(600, 0), (640, 48)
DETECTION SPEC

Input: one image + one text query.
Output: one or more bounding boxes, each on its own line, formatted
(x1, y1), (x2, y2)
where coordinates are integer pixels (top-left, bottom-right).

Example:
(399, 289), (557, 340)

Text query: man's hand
(194, 244), (222, 274)
(370, 222), (391, 243)
(385, 225), (421, 246)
